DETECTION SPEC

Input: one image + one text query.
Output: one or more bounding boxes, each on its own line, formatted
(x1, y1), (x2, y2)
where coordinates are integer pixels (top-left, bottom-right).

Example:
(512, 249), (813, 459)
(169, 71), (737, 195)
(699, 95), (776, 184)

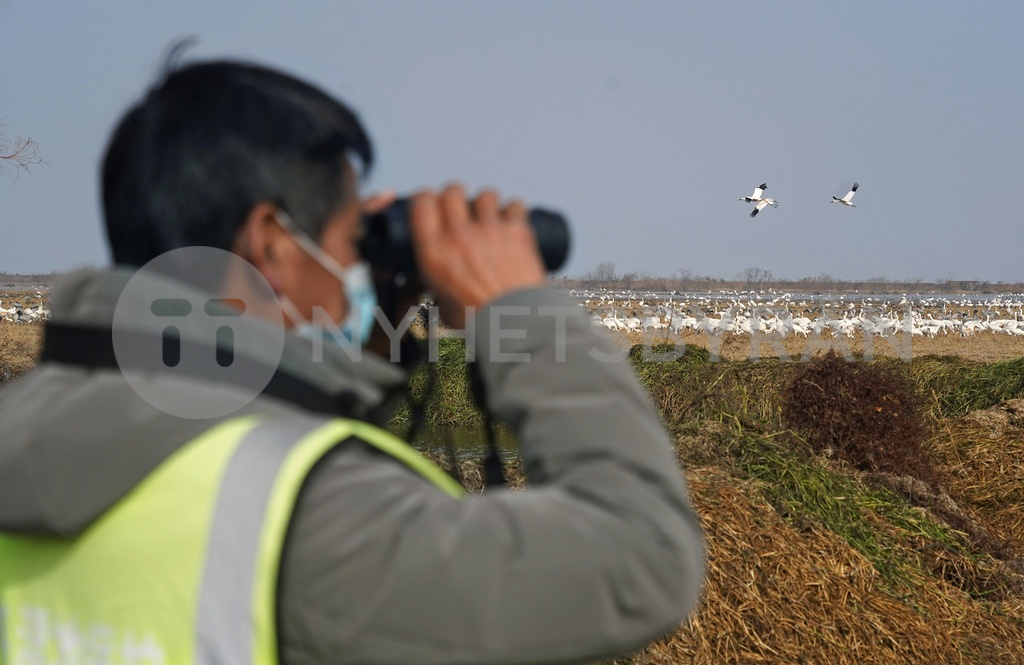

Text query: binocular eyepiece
(359, 198), (571, 283)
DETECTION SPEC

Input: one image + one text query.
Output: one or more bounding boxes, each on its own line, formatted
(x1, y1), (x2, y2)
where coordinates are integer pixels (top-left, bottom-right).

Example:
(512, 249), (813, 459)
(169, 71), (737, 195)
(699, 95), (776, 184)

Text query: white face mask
(275, 211), (378, 347)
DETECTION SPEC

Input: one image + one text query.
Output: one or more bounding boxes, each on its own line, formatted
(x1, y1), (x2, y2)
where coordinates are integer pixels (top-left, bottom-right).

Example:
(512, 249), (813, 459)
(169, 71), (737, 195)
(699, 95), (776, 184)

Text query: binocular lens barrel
(360, 198), (571, 279)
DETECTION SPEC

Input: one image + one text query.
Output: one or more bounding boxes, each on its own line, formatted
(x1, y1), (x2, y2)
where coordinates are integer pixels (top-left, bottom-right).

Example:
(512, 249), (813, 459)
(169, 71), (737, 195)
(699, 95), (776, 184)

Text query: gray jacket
(0, 268), (704, 665)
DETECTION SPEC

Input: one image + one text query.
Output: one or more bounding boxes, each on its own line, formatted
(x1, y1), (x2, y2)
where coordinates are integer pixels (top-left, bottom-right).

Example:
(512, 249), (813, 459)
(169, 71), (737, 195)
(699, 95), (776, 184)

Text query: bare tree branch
(1, 122), (44, 181)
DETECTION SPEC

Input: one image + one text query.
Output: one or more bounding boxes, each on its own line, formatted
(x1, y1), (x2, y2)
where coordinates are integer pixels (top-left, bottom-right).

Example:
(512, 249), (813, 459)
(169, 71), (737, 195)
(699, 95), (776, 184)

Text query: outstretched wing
(842, 182), (859, 202)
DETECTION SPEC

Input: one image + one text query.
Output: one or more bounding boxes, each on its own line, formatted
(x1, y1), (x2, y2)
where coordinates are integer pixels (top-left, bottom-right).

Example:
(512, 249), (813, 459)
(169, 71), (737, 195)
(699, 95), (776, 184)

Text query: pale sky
(2, 1), (1023, 283)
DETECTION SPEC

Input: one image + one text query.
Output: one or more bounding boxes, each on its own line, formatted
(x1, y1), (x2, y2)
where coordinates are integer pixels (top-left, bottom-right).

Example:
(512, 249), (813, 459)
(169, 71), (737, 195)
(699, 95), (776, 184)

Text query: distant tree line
(0, 272), (61, 288)
(3, 267), (1020, 296)
(557, 263), (1024, 294)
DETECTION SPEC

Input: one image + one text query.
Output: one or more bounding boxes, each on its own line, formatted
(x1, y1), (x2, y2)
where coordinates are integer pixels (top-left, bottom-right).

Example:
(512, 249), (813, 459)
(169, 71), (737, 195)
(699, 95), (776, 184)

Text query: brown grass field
(0, 322), (42, 382)
(613, 326), (1024, 364)
(2, 309), (1023, 664)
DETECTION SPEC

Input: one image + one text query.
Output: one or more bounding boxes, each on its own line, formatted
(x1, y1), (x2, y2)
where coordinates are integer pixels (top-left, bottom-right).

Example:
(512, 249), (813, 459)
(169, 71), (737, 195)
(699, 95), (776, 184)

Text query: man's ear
(235, 202), (288, 291)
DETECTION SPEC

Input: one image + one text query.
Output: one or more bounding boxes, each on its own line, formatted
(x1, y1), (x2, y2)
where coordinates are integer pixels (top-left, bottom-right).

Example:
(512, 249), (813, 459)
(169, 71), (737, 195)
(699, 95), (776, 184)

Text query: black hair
(102, 43), (373, 267)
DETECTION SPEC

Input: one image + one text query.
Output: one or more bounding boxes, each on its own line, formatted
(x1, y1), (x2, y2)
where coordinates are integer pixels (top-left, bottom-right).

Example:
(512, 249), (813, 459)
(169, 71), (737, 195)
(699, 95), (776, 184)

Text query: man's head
(102, 51), (376, 332)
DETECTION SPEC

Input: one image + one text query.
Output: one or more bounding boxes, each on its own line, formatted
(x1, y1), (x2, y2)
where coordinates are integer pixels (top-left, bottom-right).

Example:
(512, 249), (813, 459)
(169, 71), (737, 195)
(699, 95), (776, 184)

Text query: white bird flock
(6, 285), (1021, 343)
(575, 289), (1024, 340)
(0, 291), (50, 323)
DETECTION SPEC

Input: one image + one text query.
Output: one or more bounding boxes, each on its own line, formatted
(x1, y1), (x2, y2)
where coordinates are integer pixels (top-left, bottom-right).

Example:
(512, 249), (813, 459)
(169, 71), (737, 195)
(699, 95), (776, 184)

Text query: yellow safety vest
(0, 415), (462, 665)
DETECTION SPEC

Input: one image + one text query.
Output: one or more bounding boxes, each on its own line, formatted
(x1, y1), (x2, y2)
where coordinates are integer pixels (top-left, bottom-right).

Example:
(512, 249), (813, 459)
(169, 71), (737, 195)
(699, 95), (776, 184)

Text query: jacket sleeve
(277, 288), (705, 665)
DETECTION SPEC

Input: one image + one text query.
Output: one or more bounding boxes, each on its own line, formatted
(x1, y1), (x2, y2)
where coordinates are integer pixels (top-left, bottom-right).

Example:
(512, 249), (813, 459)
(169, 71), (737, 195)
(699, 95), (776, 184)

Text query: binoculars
(359, 198), (571, 284)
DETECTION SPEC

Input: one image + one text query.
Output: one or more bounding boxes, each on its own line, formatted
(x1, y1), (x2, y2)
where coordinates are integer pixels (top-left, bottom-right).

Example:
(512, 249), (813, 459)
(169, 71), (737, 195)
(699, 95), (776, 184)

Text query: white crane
(831, 182), (859, 207)
(749, 197), (778, 218)
(739, 182), (777, 217)
(738, 182), (768, 203)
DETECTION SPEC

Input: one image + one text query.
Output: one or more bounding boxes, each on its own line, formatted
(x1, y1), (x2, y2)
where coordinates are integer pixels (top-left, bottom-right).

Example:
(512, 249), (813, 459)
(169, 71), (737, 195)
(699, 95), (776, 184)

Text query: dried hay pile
(928, 399), (1024, 563)
(614, 467), (1024, 664)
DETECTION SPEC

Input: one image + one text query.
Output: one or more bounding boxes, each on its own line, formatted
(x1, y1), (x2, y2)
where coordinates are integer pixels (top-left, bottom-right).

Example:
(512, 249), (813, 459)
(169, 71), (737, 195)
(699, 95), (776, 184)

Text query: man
(0, 55), (704, 665)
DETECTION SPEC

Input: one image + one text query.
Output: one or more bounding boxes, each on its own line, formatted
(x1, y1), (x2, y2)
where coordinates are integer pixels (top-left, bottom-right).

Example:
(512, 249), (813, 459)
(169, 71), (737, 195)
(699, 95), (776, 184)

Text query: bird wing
(753, 183), (766, 198)
(751, 199), (770, 217)
(842, 182), (859, 202)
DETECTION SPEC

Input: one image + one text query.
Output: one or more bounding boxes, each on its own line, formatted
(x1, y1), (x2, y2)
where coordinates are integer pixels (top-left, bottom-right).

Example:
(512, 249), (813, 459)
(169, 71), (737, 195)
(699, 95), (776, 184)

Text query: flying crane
(831, 182), (859, 207)
(738, 182), (778, 218)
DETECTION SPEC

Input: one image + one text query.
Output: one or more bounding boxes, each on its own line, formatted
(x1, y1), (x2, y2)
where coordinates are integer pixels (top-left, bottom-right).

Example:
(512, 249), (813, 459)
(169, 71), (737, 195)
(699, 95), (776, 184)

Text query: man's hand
(409, 184), (546, 329)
